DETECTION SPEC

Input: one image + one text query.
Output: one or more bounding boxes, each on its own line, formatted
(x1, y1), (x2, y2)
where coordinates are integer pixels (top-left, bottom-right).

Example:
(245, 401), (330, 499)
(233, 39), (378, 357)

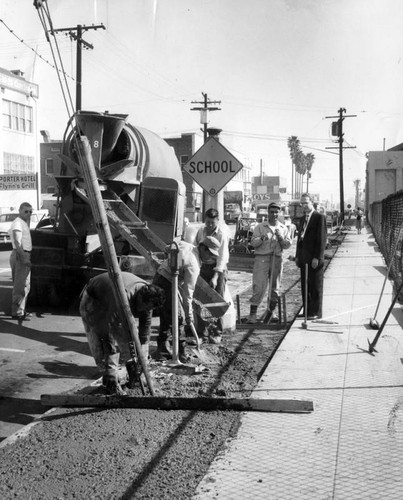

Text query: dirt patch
(0, 233), (344, 500)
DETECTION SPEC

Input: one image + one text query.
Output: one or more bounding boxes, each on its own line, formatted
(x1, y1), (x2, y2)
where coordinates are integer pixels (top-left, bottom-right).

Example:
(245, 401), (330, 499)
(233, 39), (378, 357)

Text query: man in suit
(295, 193), (327, 319)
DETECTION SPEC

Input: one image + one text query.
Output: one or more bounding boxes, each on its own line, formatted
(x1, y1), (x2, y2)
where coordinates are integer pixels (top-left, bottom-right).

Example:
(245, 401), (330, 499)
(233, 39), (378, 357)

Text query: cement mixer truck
(30, 111), (185, 307)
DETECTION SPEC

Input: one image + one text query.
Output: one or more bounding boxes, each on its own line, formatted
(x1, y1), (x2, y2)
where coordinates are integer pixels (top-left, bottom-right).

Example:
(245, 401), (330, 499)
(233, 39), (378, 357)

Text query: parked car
(224, 203), (242, 224)
(0, 210), (49, 245)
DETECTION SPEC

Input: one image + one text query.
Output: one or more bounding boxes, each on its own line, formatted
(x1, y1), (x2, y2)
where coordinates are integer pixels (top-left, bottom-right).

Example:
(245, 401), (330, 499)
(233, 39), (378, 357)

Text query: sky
(1, 0), (403, 205)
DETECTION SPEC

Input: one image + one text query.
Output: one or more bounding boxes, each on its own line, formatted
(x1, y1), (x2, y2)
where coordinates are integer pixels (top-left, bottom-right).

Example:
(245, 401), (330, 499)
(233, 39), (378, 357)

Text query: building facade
(0, 67), (40, 213)
(366, 148), (403, 221)
(251, 174), (288, 206)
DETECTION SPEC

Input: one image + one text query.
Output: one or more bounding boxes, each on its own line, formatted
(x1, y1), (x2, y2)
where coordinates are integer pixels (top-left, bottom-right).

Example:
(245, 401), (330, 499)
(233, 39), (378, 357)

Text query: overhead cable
(0, 18), (74, 81)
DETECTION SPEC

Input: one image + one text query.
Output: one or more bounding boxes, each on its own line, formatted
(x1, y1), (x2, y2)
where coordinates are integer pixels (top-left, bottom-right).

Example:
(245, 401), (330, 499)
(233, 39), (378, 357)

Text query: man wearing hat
(246, 202), (292, 323)
(152, 240), (201, 360)
(194, 207), (229, 287)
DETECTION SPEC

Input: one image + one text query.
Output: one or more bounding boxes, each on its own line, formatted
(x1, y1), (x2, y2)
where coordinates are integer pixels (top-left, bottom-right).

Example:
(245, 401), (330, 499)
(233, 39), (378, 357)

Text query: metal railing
(370, 189), (403, 291)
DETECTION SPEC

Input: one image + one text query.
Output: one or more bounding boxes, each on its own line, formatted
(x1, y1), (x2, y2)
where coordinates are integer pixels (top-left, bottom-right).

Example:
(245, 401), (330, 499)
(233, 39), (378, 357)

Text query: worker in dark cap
(246, 202), (292, 323)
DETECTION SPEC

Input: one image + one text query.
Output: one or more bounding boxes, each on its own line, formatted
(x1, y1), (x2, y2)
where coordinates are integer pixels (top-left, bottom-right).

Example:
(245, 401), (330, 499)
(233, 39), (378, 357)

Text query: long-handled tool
(166, 242), (182, 366)
(302, 263), (308, 329)
(262, 253), (276, 323)
(177, 289), (201, 351)
(369, 225), (403, 329)
(367, 279), (403, 354)
(77, 135), (153, 395)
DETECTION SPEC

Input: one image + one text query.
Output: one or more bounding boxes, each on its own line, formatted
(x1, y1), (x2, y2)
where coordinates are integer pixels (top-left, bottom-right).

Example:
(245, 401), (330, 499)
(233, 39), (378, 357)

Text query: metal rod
(302, 263), (308, 328)
(282, 293), (287, 326)
(77, 135), (154, 394)
(171, 271), (180, 364)
(368, 280), (403, 354)
(372, 225), (403, 321)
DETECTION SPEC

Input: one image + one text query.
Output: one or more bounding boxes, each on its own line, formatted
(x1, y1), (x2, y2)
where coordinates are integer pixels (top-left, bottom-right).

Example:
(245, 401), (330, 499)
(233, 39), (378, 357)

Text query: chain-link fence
(370, 190), (403, 292)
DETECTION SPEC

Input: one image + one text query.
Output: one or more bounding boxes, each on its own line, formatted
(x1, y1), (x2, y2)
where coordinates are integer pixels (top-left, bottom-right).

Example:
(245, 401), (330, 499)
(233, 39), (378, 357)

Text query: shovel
(262, 253), (276, 323)
(302, 263), (308, 329)
(367, 279), (403, 354)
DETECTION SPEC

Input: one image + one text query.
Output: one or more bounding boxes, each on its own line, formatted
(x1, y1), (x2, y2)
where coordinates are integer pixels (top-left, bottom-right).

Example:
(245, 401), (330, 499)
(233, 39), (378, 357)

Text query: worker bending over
(79, 271), (165, 394)
(152, 240), (200, 361)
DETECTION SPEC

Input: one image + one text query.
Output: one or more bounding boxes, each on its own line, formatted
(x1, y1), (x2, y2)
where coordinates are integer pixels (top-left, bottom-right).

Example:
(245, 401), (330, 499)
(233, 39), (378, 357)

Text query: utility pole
(326, 107), (356, 222)
(191, 92), (221, 217)
(53, 24), (105, 111)
(191, 92), (221, 144)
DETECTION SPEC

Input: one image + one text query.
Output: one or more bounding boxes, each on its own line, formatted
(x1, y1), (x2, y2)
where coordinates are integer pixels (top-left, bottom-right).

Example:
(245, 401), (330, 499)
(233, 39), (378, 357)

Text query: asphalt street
(0, 244), (99, 441)
(0, 223), (240, 442)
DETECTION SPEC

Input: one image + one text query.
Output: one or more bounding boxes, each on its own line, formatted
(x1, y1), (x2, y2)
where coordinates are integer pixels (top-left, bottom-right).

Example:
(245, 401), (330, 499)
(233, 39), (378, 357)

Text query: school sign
(183, 137), (243, 196)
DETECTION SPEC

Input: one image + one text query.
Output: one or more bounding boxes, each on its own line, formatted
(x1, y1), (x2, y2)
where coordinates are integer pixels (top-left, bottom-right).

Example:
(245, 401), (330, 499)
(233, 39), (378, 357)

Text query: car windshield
(0, 214), (18, 222)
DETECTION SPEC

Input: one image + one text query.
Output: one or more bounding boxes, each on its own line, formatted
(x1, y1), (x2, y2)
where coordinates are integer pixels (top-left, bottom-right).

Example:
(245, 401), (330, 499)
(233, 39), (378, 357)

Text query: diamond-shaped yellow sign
(183, 137), (243, 196)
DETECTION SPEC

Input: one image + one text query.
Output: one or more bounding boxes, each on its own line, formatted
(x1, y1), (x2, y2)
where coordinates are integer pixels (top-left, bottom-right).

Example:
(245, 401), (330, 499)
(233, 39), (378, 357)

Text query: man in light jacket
(247, 202), (292, 323)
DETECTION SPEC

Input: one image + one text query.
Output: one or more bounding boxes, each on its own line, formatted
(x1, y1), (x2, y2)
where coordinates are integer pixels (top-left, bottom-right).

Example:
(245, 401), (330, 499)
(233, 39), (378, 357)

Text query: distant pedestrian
(246, 202), (292, 323)
(356, 207), (363, 234)
(9, 202), (33, 321)
(295, 193), (327, 320)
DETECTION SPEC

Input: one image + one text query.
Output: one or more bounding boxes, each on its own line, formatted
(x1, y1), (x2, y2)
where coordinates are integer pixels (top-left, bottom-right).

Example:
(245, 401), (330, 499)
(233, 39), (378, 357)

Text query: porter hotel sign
(0, 174), (37, 190)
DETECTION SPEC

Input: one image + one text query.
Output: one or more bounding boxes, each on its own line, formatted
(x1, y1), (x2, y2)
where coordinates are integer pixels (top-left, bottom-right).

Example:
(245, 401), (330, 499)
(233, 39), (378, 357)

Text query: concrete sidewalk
(193, 226), (403, 499)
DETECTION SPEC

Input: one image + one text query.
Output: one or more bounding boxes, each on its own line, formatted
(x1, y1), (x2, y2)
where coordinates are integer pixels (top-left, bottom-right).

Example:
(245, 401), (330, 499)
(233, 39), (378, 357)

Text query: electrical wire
(34, 1), (75, 126)
(222, 129), (329, 144)
(0, 18), (74, 80)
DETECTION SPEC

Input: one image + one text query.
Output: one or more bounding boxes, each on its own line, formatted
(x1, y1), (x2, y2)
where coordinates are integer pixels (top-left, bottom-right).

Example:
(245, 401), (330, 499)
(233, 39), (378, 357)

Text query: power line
(0, 18), (75, 80)
(222, 129), (329, 144)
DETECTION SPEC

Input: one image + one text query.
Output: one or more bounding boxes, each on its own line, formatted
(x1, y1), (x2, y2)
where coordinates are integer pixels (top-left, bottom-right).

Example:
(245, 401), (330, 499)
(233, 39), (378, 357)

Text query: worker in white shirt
(9, 202), (33, 321)
(247, 202), (292, 323)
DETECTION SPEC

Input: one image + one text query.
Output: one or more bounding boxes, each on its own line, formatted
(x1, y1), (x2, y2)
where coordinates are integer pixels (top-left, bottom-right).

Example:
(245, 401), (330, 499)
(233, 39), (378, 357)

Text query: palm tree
(305, 153), (315, 193)
(287, 136), (301, 199)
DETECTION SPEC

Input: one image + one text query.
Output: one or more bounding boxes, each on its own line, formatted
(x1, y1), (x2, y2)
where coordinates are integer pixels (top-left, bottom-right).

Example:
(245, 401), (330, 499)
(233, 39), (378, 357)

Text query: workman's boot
(103, 354), (127, 395)
(246, 305), (258, 324)
(267, 299), (279, 323)
(178, 338), (189, 363)
(200, 327), (210, 344)
(209, 332), (222, 344)
(184, 324), (198, 346)
(155, 339), (172, 361)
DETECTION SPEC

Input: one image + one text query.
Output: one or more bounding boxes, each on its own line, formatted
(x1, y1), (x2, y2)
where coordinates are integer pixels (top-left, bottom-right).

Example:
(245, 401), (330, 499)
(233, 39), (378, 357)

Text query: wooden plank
(41, 394), (313, 413)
